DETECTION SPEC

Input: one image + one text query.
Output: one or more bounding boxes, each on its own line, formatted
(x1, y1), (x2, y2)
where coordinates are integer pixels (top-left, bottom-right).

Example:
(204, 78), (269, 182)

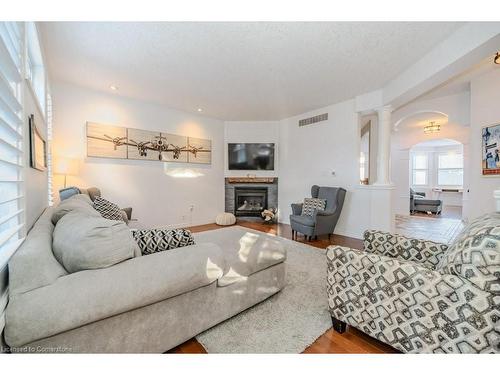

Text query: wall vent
(298, 113), (328, 127)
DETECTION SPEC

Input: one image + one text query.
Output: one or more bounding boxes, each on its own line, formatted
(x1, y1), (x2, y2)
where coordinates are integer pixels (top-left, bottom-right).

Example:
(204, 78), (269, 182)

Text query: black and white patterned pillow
(301, 198), (326, 217)
(131, 228), (195, 255)
(93, 197), (124, 221)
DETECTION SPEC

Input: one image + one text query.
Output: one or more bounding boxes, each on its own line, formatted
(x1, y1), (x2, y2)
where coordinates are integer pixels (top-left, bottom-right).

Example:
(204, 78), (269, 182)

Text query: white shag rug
(196, 228), (332, 353)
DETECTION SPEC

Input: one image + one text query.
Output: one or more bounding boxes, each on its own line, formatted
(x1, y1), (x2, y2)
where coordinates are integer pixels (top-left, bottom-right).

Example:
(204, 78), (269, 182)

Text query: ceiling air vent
(298, 113), (328, 127)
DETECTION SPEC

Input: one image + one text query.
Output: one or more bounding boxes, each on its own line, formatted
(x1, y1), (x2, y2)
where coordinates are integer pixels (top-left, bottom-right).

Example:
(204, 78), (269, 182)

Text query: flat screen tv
(228, 143), (275, 170)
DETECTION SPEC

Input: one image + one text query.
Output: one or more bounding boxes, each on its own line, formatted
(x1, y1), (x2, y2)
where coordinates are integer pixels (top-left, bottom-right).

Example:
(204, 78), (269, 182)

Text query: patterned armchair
(326, 213), (500, 353)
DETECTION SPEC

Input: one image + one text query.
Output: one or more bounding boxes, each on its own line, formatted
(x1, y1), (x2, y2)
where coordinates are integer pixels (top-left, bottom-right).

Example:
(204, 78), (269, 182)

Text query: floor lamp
(54, 157), (79, 188)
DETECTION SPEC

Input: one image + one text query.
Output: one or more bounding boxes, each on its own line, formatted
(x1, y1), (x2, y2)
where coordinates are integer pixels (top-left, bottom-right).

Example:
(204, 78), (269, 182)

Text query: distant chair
(410, 188), (442, 215)
(290, 185), (346, 241)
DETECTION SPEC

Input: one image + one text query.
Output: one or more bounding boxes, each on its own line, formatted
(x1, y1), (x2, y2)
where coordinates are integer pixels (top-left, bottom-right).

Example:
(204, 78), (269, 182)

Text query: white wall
(469, 67), (500, 219)
(24, 82), (49, 229)
(51, 81), (225, 229)
(224, 121), (280, 177)
(278, 100), (372, 238)
(390, 92), (471, 216)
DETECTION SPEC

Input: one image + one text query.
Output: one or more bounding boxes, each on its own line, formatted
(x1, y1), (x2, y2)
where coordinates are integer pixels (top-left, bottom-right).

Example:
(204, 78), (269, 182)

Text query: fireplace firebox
(234, 187), (268, 217)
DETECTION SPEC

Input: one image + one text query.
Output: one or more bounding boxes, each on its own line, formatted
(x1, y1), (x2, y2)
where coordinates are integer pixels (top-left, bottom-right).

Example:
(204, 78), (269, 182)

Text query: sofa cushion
(93, 197), (125, 221)
(438, 212), (500, 291)
(132, 228), (195, 255)
(51, 194), (97, 224)
(194, 226), (286, 286)
(53, 211), (140, 273)
(302, 198), (326, 217)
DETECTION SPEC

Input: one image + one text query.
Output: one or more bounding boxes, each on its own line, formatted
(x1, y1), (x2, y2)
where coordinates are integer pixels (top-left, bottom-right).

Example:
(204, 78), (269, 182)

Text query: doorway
(396, 138), (465, 243)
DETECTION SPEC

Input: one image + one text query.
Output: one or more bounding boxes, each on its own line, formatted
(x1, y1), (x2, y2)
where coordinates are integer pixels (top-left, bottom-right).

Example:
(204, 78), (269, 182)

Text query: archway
(391, 110), (469, 243)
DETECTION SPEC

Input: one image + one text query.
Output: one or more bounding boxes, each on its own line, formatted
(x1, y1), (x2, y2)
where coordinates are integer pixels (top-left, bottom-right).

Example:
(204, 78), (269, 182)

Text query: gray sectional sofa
(4, 197), (287, 353)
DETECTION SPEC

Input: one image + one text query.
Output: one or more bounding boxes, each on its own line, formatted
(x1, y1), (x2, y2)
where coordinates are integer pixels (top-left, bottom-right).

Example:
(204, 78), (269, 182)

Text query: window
(411, 153), (428, 186)
(0, 22), (25, 262)
(438, 152), (463, 187)
(47, 91), (54, 206)
(26, 22), (46, 116)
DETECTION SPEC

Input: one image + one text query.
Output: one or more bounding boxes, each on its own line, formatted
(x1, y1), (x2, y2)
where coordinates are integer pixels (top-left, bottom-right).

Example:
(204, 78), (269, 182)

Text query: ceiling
(397, 111), (449, 131)
(417, 55), (499, 102)
(40, 22), (464, 120)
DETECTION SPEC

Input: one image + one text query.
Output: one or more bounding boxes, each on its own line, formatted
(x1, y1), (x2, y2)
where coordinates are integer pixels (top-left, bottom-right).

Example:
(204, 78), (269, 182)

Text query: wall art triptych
(86, 122), (211, 164)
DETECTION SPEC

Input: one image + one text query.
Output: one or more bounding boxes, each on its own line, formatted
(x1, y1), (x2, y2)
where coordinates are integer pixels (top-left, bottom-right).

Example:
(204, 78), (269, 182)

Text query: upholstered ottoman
(215, 212), (236, 226)
(194, 226), (287, 286)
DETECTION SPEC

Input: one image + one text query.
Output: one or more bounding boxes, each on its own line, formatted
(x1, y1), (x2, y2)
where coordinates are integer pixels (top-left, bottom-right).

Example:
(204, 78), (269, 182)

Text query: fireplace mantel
(226, 177), (276, 184)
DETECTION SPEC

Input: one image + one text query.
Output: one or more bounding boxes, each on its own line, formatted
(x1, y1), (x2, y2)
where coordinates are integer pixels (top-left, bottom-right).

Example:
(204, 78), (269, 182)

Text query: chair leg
(331, 317), (347, 334)
(328, 233), (332, 241)
(314, 235), (318, 240)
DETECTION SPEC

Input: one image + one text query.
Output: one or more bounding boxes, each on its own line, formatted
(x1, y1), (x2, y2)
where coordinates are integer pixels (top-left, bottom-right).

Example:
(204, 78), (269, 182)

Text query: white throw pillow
(53, 210), (140, 273)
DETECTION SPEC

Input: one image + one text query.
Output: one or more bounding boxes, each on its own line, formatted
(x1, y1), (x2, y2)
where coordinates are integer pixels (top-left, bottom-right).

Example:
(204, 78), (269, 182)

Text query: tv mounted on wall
(228, 143), (275, 170)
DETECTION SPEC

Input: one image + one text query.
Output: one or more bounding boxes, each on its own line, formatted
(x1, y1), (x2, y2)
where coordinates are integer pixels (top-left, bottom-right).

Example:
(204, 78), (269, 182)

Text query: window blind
(0, 22), (25, 264)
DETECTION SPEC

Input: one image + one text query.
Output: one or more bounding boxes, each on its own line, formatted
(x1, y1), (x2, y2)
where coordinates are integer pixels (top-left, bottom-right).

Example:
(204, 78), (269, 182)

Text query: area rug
(196, 227), (332, 353)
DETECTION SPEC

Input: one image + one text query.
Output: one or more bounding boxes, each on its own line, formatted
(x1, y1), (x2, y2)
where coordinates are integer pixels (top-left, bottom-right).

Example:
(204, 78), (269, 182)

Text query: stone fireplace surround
(225, 177), (278, 218)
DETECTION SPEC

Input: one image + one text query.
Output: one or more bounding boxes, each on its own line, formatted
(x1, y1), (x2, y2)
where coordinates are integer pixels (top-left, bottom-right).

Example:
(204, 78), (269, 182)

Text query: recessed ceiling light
(197, 108), (203, 112)
(110, 85), (118, 91)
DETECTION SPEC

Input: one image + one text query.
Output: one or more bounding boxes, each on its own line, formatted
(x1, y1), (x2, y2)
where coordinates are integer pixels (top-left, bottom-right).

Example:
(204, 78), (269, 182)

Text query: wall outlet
(189, 204), (194, 211)
(181, 215), (187, 221)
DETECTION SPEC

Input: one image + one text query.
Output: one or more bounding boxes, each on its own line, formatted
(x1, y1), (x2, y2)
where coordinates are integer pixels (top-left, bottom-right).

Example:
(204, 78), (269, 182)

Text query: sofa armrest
(291, 203), (303, 215)
(363, 230), (448, 269)
(326, 245), (495, 353)
(5, 243), (225, 348)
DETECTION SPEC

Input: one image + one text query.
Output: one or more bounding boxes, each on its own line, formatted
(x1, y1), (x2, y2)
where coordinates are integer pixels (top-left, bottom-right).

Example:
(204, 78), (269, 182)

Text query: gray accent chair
(410, 188), (443, 215)
(290, 185), (346, 241)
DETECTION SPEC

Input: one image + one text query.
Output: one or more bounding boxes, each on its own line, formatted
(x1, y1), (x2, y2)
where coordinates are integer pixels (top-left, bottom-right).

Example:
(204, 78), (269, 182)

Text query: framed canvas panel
(482, 123), (500, 176)
(29, 114), (47, 171)
(86, 122), (128, 159)
(188, 137), (212, 164)
(127, 128), (162, 161)
(161, 133), (188, 163)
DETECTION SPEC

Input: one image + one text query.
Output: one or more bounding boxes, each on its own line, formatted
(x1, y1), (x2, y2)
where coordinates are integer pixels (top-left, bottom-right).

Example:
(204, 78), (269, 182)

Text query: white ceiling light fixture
(424, 121), (441, 134)
(110, 85), (118, 91)
(197, 108), (203, 112)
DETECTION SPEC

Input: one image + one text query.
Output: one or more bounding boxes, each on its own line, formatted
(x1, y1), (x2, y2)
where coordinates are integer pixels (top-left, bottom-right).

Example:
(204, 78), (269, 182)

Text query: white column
(374, 105), (392, 185)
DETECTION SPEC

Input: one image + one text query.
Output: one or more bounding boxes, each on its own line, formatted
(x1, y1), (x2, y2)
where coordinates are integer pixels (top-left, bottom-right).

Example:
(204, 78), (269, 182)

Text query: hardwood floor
(396, 214), (464, 244)
(168, 220), (398, 354)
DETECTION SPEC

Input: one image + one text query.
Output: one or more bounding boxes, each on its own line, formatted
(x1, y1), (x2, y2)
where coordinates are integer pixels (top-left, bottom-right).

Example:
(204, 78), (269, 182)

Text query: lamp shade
(54, 157), (79, 176)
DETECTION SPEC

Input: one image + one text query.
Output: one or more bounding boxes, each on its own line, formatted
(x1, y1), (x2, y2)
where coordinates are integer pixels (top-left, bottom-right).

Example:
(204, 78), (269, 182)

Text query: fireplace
(234, 187), (268, 217)
(224, 177), (278, 219)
